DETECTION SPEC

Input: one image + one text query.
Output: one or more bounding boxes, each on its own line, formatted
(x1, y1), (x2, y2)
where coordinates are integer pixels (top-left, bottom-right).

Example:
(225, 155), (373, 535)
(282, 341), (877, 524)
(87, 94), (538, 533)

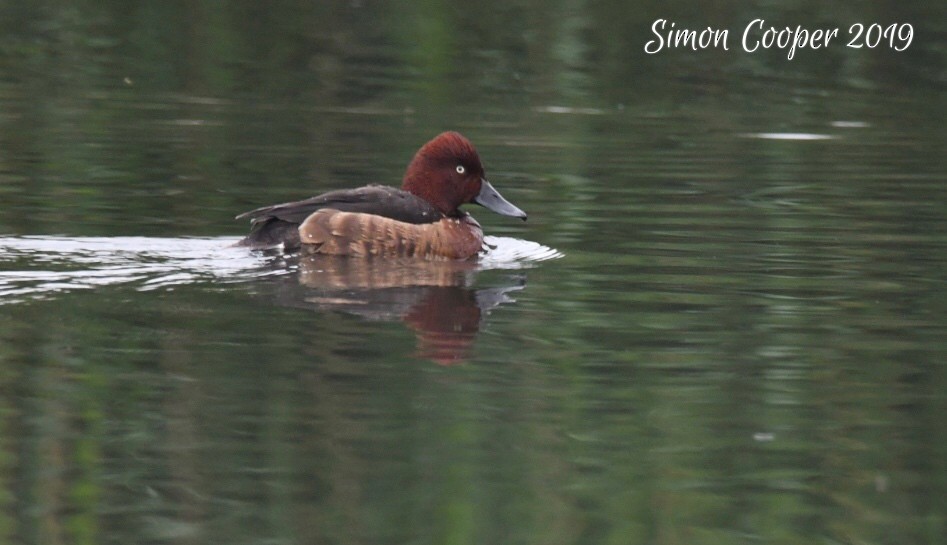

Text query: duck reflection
(279, 255), (524, 364)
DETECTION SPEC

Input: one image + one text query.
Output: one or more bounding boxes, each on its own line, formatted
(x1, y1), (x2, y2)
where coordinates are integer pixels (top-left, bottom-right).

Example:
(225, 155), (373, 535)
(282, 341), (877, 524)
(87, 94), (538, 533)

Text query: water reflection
(258, 234), (559, 363)
(278, 255), (525, 363)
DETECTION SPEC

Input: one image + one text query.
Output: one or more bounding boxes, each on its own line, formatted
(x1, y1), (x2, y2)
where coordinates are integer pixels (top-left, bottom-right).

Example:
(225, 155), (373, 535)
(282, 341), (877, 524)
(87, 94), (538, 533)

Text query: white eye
(455, 165), (465, 174)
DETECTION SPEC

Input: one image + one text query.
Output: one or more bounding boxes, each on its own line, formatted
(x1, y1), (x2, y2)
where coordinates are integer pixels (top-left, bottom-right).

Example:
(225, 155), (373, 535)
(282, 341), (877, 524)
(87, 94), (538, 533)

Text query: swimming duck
(236, 131), (526, 259)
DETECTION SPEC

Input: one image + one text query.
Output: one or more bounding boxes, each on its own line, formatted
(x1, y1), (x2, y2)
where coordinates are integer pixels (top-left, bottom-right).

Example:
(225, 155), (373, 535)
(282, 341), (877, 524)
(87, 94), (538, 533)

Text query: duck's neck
(402, 172), (454, 217)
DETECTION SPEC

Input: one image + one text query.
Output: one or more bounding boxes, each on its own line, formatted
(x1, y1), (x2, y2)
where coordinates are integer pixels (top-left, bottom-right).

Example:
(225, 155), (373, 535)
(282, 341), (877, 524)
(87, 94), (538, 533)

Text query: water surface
(0, 2), (944, 544)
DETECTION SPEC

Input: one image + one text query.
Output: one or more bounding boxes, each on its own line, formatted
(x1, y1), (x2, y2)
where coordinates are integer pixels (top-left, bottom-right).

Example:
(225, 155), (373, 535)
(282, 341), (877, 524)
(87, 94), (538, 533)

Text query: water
(1, 2), (945, 544)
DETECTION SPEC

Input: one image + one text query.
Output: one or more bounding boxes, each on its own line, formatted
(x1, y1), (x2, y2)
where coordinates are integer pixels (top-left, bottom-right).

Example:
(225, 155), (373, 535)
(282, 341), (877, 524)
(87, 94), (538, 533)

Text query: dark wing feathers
(236, 185), (444, 250)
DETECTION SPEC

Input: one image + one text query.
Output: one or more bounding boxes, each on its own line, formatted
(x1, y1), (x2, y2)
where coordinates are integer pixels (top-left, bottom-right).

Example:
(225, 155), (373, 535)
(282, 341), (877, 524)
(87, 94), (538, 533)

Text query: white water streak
(0, 235), (561, 304)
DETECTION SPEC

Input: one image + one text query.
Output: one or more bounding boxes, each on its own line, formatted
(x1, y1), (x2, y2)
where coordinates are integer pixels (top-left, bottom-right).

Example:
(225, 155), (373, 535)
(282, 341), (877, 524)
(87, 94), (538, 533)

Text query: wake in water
(0, 235), (561, 305)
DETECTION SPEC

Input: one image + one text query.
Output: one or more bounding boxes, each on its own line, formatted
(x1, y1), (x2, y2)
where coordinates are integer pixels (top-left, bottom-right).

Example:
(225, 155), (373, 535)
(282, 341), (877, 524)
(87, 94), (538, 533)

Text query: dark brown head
(401, 132), (526, 220)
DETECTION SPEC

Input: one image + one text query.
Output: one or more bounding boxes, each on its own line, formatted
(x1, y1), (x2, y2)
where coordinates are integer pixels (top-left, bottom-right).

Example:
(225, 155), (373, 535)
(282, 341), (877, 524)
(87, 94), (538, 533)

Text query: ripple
(481, 236), (564, 269)
(0, 235), (561, 304)
(0, 236), (278, 304)
(739, 132), (836, 141)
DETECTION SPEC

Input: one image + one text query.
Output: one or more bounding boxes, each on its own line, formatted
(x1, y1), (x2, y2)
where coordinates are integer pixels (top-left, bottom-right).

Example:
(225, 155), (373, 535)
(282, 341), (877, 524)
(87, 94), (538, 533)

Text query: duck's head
(401, 131), (527, 220)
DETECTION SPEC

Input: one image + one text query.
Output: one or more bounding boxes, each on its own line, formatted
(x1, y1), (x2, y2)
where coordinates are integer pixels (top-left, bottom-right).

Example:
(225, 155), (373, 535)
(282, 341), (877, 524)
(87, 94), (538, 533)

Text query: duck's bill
(474, 179), (527, 220)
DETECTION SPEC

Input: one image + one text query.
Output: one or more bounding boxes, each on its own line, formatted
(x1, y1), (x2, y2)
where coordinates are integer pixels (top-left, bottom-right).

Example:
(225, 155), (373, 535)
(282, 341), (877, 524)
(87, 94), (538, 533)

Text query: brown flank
(298, 209), (484, 260)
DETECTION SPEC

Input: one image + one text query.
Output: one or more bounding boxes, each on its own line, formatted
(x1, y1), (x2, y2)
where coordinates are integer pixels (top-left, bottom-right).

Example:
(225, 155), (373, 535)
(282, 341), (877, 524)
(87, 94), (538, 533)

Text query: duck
(235, 131), (527, 259)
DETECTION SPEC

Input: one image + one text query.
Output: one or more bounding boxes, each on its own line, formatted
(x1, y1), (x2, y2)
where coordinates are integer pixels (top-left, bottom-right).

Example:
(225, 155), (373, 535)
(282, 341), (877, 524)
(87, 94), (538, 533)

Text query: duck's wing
(236, 185), (442, 224)
(235, 185), (443, 250)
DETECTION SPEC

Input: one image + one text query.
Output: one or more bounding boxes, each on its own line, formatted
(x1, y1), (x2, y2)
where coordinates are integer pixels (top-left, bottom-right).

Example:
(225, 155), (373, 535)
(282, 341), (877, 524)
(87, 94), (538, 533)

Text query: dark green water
(1, 2), (945, 544)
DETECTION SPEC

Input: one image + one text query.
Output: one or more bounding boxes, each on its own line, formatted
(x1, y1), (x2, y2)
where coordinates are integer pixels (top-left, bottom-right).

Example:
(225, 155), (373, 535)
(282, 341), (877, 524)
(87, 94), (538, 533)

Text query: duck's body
(298, 207), (484, 260)
(236, 132), (526, 260)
